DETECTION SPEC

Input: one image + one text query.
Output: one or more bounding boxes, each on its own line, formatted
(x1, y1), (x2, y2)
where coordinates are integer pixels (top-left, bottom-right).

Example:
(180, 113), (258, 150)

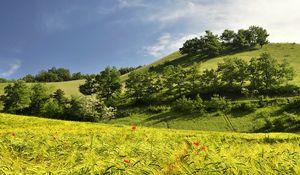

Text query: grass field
(0, 113), (299, 174)
(0, 80), (84, 97)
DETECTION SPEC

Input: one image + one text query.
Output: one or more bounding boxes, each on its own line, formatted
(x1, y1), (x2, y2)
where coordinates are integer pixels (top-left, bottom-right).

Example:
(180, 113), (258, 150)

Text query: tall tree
(2, 80), (31, 113)
(94, 67), (122, 100)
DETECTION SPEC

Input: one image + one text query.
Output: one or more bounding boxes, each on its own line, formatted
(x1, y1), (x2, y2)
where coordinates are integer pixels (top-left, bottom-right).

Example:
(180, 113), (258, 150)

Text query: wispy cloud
(0, 60), (22, 78)
(145, 33), (199, 57)
(144, 0), (300, 57)
(117, 0), (147, 8)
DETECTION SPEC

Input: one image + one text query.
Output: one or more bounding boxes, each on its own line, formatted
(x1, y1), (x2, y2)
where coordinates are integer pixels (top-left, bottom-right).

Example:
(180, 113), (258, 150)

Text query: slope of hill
(128, 43), (300, 85)
(0, 113), (299, 174)
(0, 43), (299, 96)
(0, 80), (84, 97)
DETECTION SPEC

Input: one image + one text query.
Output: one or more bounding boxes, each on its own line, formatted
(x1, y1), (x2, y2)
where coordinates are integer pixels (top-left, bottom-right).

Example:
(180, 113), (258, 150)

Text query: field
(0, 113), (299, 174)
(0, 80), (84, 97)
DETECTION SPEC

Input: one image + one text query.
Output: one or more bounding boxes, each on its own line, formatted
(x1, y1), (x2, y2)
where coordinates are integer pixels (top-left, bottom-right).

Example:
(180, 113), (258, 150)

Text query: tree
(185, 63), (201, 94)
(200, 30), (223, 57)
(179, 37), (202, 55)
(2, 80), (31, 113)
(79, 76), (96, 95)
(30, 83), (51, 115)
(94, 67), (122, 100)
(221, 29), (236, 50)
(217, 58), (249, 87)
(163, 65), (189, 97)
(248, 26), (269, 48)
(248, 53), (294, 90)
(22, 74), (36, 82)
(126, 71), (163, 102)
(52, 89), (67, 105)
(199, 69), (221, 91)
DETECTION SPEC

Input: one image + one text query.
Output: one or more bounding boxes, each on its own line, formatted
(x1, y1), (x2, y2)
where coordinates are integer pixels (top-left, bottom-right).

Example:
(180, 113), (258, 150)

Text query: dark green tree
(94, 67), (122, 100)
(2, 80), (31, 113)
(248, 53), (294, 90)
(30, 83), (51, 115)
(179, 37), (202, 55)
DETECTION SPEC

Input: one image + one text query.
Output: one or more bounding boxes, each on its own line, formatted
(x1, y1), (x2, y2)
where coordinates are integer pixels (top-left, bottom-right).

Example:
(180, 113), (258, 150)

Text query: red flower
(131, 124), (137, 131)
(123, 159), (130, 164)
(12, 132), (16, 137)
(193, 141), (200, 147)
(201, 146), (206, 150)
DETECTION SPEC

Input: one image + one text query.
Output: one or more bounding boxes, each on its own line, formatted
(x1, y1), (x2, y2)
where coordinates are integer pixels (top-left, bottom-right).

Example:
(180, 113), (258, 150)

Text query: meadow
(0, 113), (299, 174)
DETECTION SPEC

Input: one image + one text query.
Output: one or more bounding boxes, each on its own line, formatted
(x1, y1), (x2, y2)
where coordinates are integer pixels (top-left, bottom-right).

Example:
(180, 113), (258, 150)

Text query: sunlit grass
(0, 113), (299, 174)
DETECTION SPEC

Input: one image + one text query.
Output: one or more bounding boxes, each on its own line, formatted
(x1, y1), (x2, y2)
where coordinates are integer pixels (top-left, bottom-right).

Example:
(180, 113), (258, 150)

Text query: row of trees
(20, 66), (141, 83)
(180, 26), (269, 57)
(0, 81), (116, 121)
(79, 53), (295, 104)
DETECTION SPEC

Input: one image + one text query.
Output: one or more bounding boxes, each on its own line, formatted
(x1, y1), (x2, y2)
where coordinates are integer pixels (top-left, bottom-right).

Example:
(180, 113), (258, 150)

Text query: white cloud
(0, 60), (22, 78)
(117, 0), (147, 8)
(143, 0), (300, 42)
(144, 0), (300, 57)
(145, 33), (199, 57)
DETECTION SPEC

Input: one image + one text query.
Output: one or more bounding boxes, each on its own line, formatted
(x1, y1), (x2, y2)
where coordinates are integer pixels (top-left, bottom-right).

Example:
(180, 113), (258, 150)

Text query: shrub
(231, 101), (257, 112)
(41, 99), (64, 118)
(147, 105), (170, 114)
(262, 112), (300, 132)
(205, 94), (231, 112)
(172, 95), (205, 113)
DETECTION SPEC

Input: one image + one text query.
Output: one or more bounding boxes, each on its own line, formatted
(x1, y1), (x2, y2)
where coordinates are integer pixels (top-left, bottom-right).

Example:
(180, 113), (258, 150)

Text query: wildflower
(193, 141), (200, 147)
(131, 124), (137, 131)
(201, 146), (206, 150)
(123, 159), (130, 164)
(12, 132), (16, 137)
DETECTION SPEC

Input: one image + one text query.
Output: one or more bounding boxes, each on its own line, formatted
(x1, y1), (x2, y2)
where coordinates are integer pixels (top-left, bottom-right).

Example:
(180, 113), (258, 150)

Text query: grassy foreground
(0, 113), (299, 174)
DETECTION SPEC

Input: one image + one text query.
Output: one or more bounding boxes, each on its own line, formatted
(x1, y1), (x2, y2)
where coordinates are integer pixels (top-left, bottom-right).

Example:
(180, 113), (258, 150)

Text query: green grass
(129, 43), (300, 85)
(105, 106), (280, 132)
(0, 113), (299, 174)
(0, 80), (84, 97)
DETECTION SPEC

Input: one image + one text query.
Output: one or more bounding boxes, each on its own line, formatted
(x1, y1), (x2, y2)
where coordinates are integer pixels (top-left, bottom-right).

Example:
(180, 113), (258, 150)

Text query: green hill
(0, 43), (300, 96)
(131, 43), (300, 86)
(0, 113), (299, 174)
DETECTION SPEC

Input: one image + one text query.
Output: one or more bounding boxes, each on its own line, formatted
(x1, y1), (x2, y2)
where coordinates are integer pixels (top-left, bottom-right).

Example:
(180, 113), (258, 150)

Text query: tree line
(20, 66), (141, 83)
(79, 53), (296, 105)
(180, 26), (269, 58)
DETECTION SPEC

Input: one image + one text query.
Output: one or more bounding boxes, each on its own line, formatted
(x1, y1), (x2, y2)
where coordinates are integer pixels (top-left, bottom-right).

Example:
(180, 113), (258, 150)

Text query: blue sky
(0, 0), (300, 79)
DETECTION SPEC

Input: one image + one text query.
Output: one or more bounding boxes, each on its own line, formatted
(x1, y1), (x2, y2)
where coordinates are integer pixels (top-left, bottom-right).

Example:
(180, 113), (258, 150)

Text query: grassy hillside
(0, 113), (299, 174)
(0, 43), (299, 96)
(130, 43), (300, 85)
(0, 80), (84, 97)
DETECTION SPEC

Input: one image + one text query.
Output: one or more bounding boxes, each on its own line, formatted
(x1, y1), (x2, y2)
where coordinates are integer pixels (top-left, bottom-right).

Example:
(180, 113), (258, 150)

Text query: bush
(172, 95), (205, 113)
(65, 96), (116, 122)
(231, 101), (257, 112)
(205, 94), (231, 112)
(147, 105), (170, 114)
(41, 99), (64, 118)
(262, 112), (300, 132)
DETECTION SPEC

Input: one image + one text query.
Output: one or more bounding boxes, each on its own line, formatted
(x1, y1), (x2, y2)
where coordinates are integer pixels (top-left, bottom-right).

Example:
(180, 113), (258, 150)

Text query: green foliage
(249, 53), (294, 90)
(163, 65), (189, 96)
(147, 105), (170, 114)
(2, 81), (31, 114)
(30, 83), (51, 115)
(262, 112), (300, 132)
(172, 95), (205, 113)
(65, 96), (116, 122)
(217, 57), (248, 87)
(41, 98), (64, 118)
(179, 26), (269, 57)
(206, 94), (231, 112)
(126, 71), (162, 102)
